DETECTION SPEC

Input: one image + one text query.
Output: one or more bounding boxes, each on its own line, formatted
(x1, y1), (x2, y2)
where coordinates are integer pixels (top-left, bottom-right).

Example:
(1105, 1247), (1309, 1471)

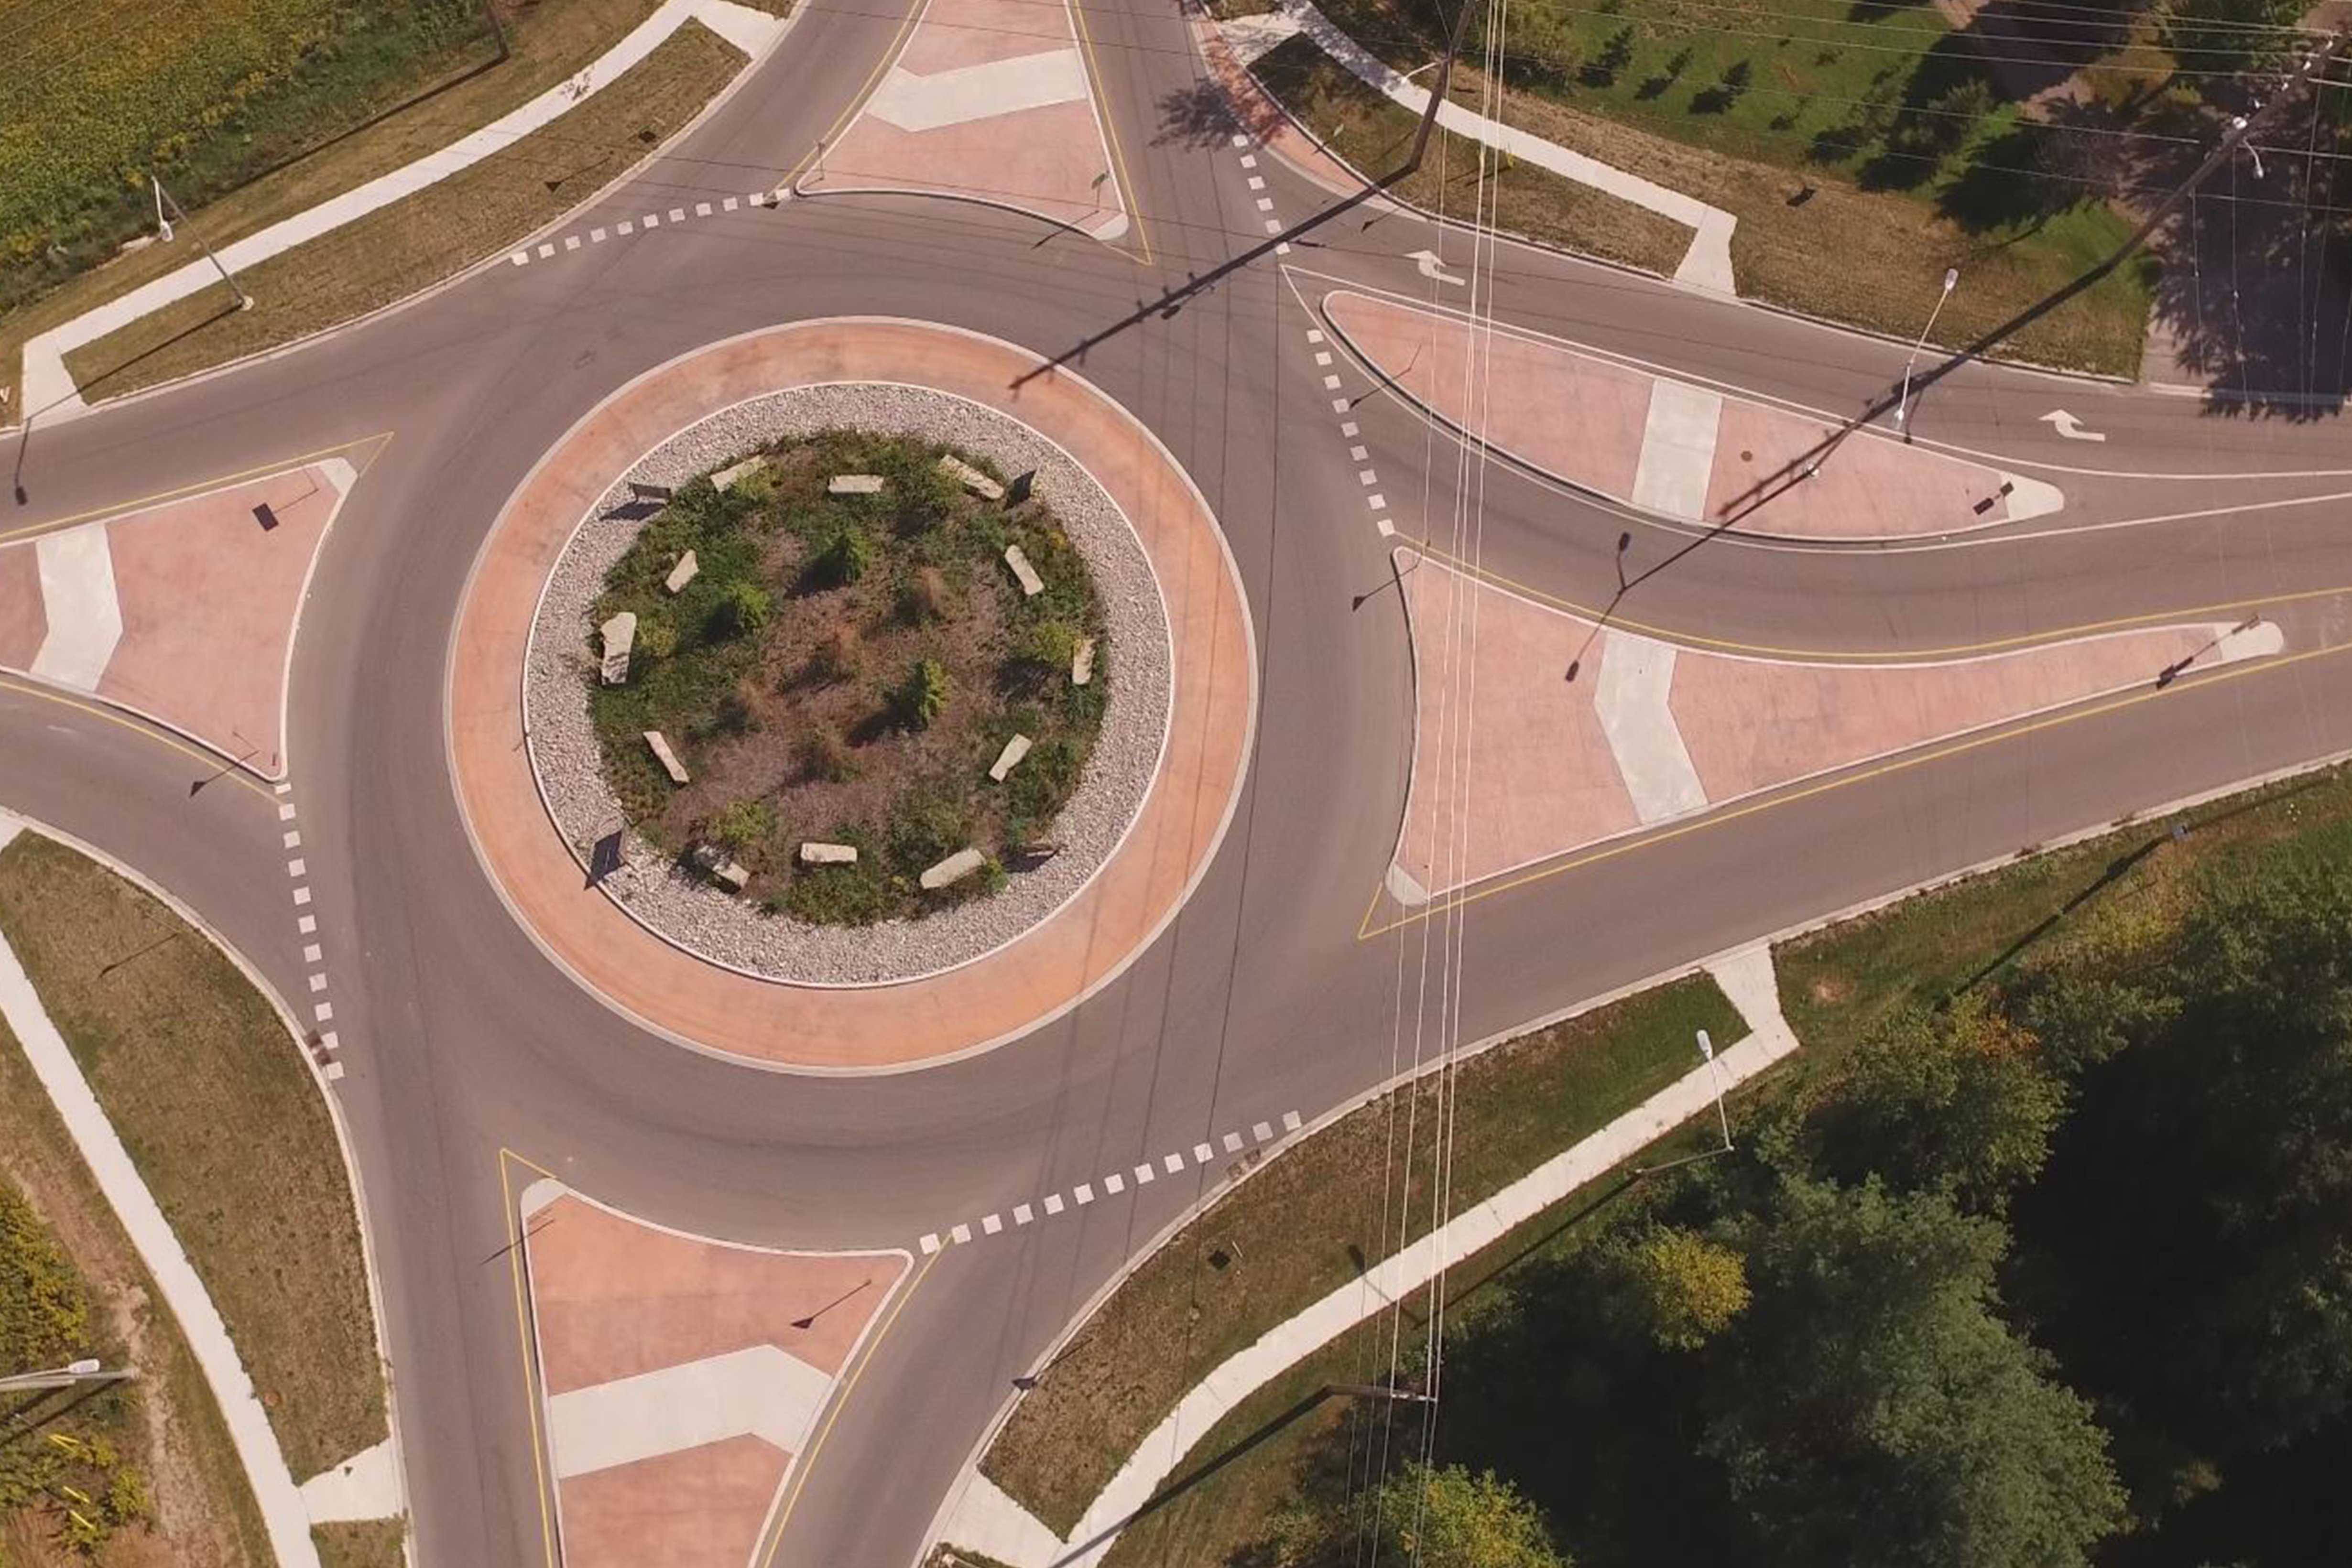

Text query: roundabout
(447, 318), (1257, 1071)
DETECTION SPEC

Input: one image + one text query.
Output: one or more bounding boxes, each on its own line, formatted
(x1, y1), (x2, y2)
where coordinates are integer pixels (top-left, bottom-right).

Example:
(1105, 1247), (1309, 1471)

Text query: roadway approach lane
(0, 2), (2349, 1565)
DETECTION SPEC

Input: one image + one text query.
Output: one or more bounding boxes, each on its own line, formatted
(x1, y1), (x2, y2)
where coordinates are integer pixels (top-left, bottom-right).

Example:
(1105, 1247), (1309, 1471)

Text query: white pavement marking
(1221, 1132), (1243, 1154)
(564, 235), (580, 251)
(982, 1212), (1004, 1235)
(1102, 1172), (1124, 1194)
(590, 225), (607, 241)
(546, 1342), (834, 1479)
(1043, 1193), (1066, 1216)
(30, 525), (124, 692)
(1375, 517), (1396, 537)
(722, 197), (738, 212)
(319, 1032), (339, 1052)
(1249, 176), (1266, 190)
(1192, 1142), (1214, 1164)
(1267, 0), (1737, 293)
(1073, 1182), (1095, 1205)
(1629, 379), (1723, 521)
(278, 802), (298, 821)
(668, 207), (686, 222)
(283, 831), (303, 849)
(293, 887), (313, 906)
(1283, 1111), (1303, 1132)
(313, 1002), (332, 1022)
(1592, 636), (1709, 823)
(287, 857), (307, 876)
(1385, 860), (1430, 906)
(1997, 471), (2066, 522)
(865, 50), (1092, 133)
(297, 915), (316, 934)
(1057, 957), (1801, 1567)
(303, 944), (323, 962)
(1163, 1152), (1185, 1174)
(300, 1435), (403, 1525)
(1242, 154), (1261, 171)
(0, 874), (322, 1568)
(1134, 1163), (1156, 1184)
(952, 1222), (973, 1244)
(696, 201), (712, 216)
(2211, 618), (2287, 663)
(1014, 1202), (1035, 1224)
(1367, 493), (1386, 510)
(308, 975), (328, 994)
(921, 1233), (942, 1254)
(1252, 1121), (1274, 1142)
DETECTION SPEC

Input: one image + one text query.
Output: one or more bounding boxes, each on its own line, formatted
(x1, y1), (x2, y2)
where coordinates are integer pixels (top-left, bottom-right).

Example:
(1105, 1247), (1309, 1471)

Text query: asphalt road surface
(5, 2), (2351, 1565)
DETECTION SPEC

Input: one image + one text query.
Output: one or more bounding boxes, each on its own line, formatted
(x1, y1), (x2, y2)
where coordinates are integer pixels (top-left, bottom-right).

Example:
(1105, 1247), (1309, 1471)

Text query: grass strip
(0, 1014), (274, 1566)
(1777, 758), (2352, 1070)
(314, 1516), (409, 1568)
(1254, 37), (1693, 280)
(60, 19), (746, 404)
(981, 973), (1743, 1535)
(0, 0), (668, 417)
(1245, 23), (2150, 374)
(0, 834), (382, 1481)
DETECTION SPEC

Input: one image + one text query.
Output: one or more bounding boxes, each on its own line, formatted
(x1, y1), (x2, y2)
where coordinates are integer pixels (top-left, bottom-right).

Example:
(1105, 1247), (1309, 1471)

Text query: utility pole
(1895, 266), (1960, 443)
(0, 1359), (137, 1394)
(1405, 0), (1482, 174)
(151, 176), (251, 312)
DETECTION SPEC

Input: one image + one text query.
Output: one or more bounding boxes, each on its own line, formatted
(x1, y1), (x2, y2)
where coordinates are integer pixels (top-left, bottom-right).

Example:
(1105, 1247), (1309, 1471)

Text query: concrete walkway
(1235, 0), (1738, 292)
(939, 946), (1800, 1568)
(18, 0), (788, 422)
(0, 817), (321, 1568)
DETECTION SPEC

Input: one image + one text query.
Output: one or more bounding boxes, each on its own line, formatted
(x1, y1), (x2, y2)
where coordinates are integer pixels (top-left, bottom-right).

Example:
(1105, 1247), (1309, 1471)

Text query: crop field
(0, 0), (501, 310)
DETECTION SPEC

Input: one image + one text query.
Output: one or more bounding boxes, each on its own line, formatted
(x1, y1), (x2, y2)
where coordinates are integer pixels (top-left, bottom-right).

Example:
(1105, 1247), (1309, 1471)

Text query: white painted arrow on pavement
(2039, 408), (2106, 442)
(1408, 249), (1464, 287)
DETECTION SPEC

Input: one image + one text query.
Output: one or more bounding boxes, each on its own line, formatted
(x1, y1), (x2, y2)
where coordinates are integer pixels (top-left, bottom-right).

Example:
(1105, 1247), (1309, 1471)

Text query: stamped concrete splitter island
(448, 318), (1256, 1072)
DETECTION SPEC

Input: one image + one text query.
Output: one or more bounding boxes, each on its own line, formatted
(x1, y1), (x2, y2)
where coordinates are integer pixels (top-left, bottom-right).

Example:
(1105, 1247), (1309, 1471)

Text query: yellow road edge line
(0, 431), (393, 544)
(0, 675), (277, 803)
(785, 0), (927, 186)
(1069, 0), (1153, 265)
(1410, 538), (2352, 661)
(1359, 638), (2352, 939)
(500, 1148), (561, 1568)
(761, 1248), (940, 1565)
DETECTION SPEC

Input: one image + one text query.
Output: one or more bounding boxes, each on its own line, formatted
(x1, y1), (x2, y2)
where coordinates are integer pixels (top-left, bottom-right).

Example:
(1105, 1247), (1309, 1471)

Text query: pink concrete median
(1392, 554), (2276, 898)
(1326, 290), (2062, 540)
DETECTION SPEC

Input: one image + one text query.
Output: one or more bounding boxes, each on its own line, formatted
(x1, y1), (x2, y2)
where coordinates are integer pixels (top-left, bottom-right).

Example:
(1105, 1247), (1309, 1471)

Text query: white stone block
(643, 731), (690, 785)
(938, 454), (1004, 500)
(664, 550), (698, 594)
(988, 734), (1033, 782)
(599, 611), (636, 686)
(1003, 545), (1044, 598)
(828, 474), (885, 495)
(712, 455), (765, 491)
(1072, 636), (1097, 686)
(919, 847), (988, 890)
(799, 842), (858, 865)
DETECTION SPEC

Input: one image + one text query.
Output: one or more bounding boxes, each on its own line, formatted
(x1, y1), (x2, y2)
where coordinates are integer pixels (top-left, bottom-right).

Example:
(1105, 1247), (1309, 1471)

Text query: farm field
(0, 0), (503, 313)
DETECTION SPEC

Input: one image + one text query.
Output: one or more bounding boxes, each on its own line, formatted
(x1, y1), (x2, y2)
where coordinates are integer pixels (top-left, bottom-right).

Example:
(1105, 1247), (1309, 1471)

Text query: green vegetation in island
(588, 431), (1111, 925)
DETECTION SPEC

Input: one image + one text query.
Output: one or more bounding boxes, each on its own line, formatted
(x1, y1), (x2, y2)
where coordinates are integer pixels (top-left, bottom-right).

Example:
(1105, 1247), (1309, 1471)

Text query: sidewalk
(17, 0), (788, 423)
(0, 817), (320, 1568)
(1232, 0), (1738, 292)
(940, 946), (1800, 1568)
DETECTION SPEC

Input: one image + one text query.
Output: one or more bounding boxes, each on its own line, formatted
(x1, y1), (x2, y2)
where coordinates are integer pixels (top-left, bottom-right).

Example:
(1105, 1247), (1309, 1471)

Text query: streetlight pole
(1895, 266), (1958, 443)
(0, 1358), (137, 1394)
(151, 176), (251, 311)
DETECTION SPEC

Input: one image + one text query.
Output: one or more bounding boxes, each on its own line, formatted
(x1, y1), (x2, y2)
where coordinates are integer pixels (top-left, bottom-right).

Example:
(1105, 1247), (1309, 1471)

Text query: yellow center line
(1069, 0), (1153, 265)
(785, 0), (928, 187)
(1409, 538), (2352, 661)
(499, 1148), (563, 1568)
(760, 1247), (940, 1565)
(1359, 637), (2352, 939)
(0, 432), (392, 544)
(0, 676), (278, 804)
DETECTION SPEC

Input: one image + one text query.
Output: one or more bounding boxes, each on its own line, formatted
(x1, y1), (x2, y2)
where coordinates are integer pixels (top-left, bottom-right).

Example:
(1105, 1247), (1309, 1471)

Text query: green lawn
(315, 1516), (409, 1568)
(982, 974), (1743, 1535)
(1248, 0), (2156, 372)
(0, 834), (384, 1482)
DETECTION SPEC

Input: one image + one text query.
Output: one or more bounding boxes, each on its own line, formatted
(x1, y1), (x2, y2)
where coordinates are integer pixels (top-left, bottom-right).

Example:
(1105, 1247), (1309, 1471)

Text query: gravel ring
(522, 381), (1173, 987)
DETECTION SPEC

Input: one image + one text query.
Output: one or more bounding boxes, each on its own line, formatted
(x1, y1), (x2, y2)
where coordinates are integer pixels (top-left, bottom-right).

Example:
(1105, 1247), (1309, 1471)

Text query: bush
(709, 580), (772, 639)
(704, 798), (773, 851)
(886, 791), (971, 874)
(1021, 619), (1080, 673)
(819, 525), (876, 585)
(894, 658), (953, 730)
(805, 622), (862, 684)
(635, 613), (679, 660)
(796, 726), (855, 783)
(786, 863), (897, 926)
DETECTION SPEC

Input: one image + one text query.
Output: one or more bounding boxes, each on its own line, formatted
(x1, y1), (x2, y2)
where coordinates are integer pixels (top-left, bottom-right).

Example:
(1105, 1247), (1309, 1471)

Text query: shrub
(899, 566), (952, 624)
(796, 725), (855, 783)
(705, 798), (773, 850)
(894, 658), (953, 730)
(635, 613), (679, 660)
(710, 580), (772, 638)
(819, 525), (876, 585)
(886, 791), (971, 874)
(1021, 619), (1080, 673)
(786, 864), (897, 926)
(805, 622), (862, 684)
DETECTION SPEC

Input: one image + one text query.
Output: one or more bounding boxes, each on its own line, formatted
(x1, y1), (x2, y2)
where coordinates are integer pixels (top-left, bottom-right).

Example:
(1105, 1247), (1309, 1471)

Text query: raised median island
(584, 433), (1111, 928)
(522, 375), (1176, 991)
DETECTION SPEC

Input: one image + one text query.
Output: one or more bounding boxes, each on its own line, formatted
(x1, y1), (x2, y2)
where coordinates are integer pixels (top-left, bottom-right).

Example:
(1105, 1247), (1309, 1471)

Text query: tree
(1614, 1225), (1749, 1350)
(1368, 1463), (1569, 1568)
(2160, 0), (2303, 74)
(1702, 1175), (2125, 1568)
(1816, 997), (2066, 1211)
